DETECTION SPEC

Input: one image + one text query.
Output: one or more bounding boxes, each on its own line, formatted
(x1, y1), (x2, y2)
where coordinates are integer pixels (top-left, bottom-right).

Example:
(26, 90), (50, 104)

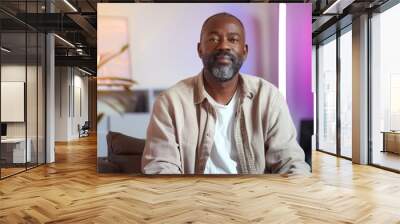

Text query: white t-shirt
(203, 90), (239, 174)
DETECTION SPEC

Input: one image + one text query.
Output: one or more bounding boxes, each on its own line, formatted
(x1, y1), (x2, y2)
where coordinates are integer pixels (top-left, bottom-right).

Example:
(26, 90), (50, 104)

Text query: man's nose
(216, 38), (231, 51)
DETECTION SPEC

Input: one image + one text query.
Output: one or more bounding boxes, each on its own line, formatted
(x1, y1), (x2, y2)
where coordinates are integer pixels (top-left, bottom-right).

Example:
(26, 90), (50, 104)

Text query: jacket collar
(194, 70), (254, 105)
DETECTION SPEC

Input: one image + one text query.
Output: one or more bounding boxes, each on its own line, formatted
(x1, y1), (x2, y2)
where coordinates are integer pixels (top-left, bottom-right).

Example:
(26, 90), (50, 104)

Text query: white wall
(1, 65), (26, 82)
(71, 74), (89, 138)
(54, 67), (89, 141)
(55, 67), (69, 141)
(1, 64), (46, 164)
(1, 65), (34, 137)
(98, 3), (280, 89)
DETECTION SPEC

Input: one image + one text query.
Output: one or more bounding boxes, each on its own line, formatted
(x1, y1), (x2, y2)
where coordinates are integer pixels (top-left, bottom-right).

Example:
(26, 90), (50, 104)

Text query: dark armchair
(97, 131), (145, 173)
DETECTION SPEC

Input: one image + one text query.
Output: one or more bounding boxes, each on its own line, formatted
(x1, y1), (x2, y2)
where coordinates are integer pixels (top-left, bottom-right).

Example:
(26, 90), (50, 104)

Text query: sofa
(97, 128), (312, 173)
(97, 131), (145, 173)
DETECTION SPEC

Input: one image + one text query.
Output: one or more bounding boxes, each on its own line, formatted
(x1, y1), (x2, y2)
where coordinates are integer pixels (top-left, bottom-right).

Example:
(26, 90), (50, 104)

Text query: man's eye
(229, 38), (239, 43)
(209, 38), (219, 43)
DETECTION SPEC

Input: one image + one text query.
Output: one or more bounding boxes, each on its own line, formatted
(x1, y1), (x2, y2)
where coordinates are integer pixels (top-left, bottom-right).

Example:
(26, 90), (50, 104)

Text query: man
(141, 12), (310, 175)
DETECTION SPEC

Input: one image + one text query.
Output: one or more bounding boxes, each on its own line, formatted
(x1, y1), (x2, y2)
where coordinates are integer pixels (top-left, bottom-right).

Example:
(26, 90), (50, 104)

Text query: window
(0, 1), (46, 179)
(317, 36), (337, 154)
(371, 2), (400, 171)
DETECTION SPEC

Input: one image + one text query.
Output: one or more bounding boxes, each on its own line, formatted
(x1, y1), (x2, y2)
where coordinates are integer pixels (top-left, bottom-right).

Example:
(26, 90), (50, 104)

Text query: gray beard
(210, 64), (236, 82)
(203, 51), (244, 82)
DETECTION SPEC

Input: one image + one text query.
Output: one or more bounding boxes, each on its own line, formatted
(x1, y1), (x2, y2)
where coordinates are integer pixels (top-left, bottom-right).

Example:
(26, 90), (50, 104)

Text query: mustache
(210, 51), (237, 62)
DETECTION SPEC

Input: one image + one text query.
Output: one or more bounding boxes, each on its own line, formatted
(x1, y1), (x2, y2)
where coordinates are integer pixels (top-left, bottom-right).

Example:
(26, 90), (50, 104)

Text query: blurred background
(96, 3), (313, 167)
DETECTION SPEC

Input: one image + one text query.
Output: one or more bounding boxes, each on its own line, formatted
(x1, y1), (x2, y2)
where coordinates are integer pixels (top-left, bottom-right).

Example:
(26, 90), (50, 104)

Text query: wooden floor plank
(0, 135), (400, 223)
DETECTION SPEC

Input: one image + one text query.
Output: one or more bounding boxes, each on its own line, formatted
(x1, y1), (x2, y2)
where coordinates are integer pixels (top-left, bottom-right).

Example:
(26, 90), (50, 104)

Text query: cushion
(106, 131), (145, 155)
(109, 154), (142, 173)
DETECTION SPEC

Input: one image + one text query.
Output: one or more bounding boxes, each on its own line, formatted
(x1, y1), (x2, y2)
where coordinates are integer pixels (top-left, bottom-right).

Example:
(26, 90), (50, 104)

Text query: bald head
(200, 12), (245, 41)
(197, 12), (248, 82)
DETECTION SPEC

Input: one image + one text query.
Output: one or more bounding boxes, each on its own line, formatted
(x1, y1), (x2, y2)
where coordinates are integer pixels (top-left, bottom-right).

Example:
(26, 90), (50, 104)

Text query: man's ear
(243, 44), (249, 60)
(197, 42), (202, 58)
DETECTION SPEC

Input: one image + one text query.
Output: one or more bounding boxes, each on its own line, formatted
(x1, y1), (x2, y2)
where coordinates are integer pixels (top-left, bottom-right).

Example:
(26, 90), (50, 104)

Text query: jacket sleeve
(141, 95), (183, 174)
(264, 93), (311, 175)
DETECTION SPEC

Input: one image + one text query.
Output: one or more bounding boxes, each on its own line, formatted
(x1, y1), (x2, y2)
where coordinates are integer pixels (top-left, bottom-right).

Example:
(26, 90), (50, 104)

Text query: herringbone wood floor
(1, 135), (400, 224)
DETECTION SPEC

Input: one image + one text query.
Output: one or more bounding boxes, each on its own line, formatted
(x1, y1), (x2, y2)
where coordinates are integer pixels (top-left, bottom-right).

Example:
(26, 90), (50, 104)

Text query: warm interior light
(54, 34), (75, 48)
(322, 0), (342, 15)
(1, 47), (11, 53)
(63, 0), (78, 12)
(78, 67), (93, 76)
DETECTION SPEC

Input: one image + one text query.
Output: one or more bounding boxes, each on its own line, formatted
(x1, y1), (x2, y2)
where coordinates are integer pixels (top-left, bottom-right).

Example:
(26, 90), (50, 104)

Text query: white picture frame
(1, 81), (25, 122)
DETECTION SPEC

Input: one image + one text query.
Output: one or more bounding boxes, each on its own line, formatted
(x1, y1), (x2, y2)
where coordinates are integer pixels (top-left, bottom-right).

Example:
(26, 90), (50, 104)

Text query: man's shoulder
(156, 75), (197, 103)
(240, 73), (280, 96)
(164, 75), (197, 95)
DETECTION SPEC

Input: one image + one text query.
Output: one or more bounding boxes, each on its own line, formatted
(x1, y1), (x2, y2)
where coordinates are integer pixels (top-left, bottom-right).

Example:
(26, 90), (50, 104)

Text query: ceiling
(0, 0), (394, 75)
(311, 0), (391, 44)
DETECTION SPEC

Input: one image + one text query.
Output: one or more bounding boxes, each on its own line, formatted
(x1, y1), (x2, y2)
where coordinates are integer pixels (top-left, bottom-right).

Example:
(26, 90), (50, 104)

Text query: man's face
(198, 16), (248, 82)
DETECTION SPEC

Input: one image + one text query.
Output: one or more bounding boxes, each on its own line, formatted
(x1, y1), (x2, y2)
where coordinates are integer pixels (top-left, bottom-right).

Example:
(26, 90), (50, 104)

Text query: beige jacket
(141, 72), (311, 174)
